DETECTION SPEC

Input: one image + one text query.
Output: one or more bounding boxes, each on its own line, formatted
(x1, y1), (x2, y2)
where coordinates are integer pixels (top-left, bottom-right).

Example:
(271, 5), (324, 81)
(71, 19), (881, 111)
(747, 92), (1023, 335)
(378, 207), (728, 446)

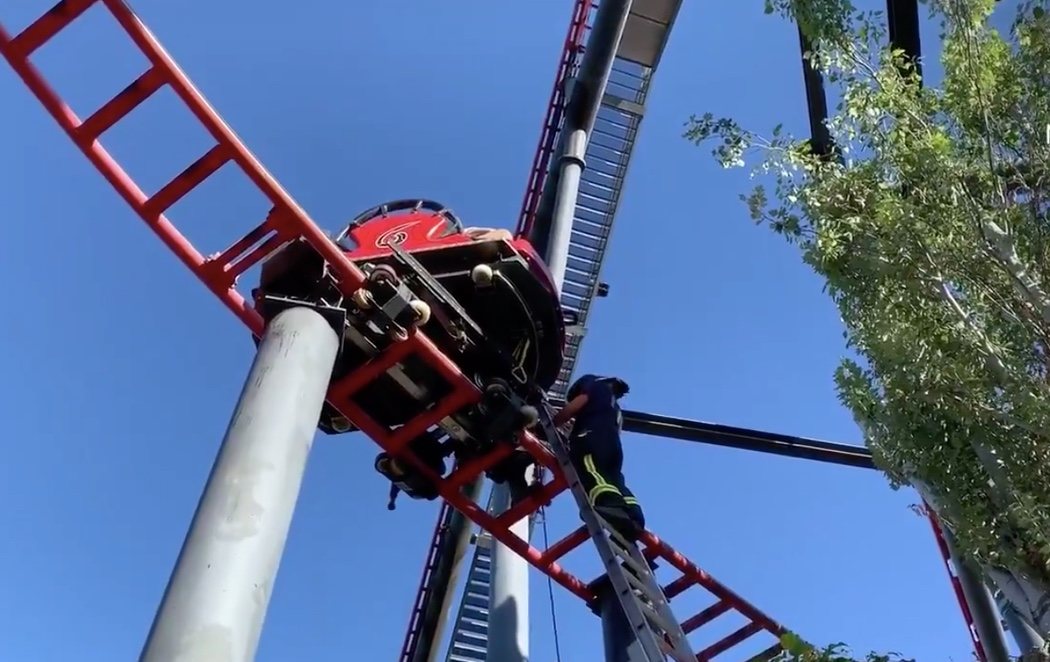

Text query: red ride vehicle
(254, 199), (566, 506)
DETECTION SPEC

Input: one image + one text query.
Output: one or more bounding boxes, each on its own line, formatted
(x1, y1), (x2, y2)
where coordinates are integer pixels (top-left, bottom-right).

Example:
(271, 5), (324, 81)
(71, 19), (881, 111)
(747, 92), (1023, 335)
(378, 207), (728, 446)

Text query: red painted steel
(514, 0), (592, 237)
(2, 1), (790, 656)
(926, 508), (988, 662)
(398, 499), (453, 662)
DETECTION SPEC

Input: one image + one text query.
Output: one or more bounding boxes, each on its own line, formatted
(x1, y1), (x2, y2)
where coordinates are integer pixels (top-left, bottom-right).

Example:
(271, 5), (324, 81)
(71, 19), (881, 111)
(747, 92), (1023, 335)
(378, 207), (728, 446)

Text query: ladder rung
(454, 631), (487, 645)
(9, 0), (96, 57)
(681, 600), (731, 634)
(539, 525), (589, 565)
(566, 251), (598, 267)
(144, 143), (231, 215)
(336, 336), (422, 399)
(446, 444), (513, 489)
(581, 179), (618, 201)
(577, 196), (613, 216)
(662, 573), (694, 599)
(574, 205), (612, 225)
(615, 552), (657, 589)
(387, 390), (476, 453)
(464, 592), (489, 607)
(749, 643), (785, 661)
(622, 567), (668, 610)
(494, 476), (566, 527)
(571, 216), (613, 234)
(564, 265), (595, 283)
(206, 212), (293, 284)
(78, 66), (166, 140)
(569, 235), (601, 252)
(636, 599), (678, 642)
(562, 282), (589, 299)
(452, 641), (487, 657)
(601, 523), (641, 557)
(699, 621), (764, 659)
(330, 336), (419, 400)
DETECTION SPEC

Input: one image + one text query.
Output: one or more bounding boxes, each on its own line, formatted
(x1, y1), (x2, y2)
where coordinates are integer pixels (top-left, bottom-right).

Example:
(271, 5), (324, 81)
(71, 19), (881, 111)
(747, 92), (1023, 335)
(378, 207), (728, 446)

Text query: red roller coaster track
(1, 0), (789, 658)
(515, 0), (591, 238)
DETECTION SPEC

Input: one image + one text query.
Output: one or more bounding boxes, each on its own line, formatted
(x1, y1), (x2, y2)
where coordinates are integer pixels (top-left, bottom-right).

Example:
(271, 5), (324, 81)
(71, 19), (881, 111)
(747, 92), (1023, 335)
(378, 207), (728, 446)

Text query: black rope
(540, 507), (564, 662)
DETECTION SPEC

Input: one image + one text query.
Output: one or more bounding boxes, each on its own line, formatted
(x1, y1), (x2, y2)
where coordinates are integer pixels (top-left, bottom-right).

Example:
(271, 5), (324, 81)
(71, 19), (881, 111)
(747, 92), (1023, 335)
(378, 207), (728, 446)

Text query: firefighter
(554, 374), (645, 542)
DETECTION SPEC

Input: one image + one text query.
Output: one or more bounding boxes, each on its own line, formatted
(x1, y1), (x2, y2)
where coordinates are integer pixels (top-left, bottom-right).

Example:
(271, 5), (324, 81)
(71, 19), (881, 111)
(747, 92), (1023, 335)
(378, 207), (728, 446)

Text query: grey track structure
(444, 1), (683, 659)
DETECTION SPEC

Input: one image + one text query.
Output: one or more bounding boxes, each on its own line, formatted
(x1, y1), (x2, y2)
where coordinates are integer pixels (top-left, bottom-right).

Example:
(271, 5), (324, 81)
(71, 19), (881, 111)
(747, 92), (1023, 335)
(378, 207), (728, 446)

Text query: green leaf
(779, 631), (810, 655)
(686, 0), (1050, 635)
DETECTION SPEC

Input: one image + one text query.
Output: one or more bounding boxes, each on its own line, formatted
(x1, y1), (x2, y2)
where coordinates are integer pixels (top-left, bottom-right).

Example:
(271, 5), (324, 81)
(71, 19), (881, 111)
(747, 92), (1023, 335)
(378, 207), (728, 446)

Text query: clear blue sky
(0, 1), (1022, 660)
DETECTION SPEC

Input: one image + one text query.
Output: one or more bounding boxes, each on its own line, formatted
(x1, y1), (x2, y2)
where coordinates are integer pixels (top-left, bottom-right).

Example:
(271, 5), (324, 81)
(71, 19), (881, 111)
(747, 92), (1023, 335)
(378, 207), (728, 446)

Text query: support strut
(140, 307), (339, 662)
(493, 0), (635, 656)
(1, 5), (792, 661)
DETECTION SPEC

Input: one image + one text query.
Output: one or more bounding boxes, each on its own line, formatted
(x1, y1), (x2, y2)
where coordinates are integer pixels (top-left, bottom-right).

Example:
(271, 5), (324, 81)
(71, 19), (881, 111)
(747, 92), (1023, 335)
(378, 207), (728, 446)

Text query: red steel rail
(399, 499), (454, 661)
(926, 508), (988, 662)
(514, 0), (592, 238)
(1, 2), (787, 656)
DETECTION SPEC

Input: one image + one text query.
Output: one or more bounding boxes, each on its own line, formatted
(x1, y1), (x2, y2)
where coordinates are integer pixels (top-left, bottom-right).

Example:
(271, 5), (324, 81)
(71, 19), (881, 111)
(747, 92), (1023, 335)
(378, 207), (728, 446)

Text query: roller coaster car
(253, 200), (566, 501)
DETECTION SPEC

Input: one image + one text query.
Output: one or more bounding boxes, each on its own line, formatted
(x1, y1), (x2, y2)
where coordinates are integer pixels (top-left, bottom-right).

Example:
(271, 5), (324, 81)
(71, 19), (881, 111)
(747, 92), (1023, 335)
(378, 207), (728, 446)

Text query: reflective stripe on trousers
(583, 453), (621, 504)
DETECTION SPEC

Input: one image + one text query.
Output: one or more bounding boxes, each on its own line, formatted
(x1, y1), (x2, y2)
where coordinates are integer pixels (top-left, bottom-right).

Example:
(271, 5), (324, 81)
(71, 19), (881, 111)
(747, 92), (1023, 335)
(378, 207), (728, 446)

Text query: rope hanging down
(540, 507), (564, 662)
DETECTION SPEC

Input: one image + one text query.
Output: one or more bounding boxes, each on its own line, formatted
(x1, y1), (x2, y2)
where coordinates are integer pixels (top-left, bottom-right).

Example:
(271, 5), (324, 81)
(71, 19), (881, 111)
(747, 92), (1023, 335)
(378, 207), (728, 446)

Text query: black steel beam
(796, 1), (924, 157)
(887, 0), (922, 79)
(621, 409), (876, 470)
(796, 26), (834, 158)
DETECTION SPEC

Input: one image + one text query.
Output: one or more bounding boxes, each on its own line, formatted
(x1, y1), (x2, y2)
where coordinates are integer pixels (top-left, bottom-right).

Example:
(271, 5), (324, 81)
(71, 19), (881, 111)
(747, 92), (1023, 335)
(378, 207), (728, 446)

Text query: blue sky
(0, 1), (1024, 660)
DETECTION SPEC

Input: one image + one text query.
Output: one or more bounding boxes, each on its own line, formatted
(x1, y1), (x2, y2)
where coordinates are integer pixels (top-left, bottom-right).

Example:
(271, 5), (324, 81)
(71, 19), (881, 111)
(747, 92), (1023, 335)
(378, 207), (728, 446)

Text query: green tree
(686, 0), (1050, 636)
(774, 631), (918, 662)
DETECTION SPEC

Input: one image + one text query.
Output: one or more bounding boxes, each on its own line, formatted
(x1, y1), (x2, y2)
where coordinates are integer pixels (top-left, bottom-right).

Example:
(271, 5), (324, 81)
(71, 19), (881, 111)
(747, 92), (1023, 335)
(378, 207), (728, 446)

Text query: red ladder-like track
(515, 0), (591, 238)
(926, 508), (988, 662)
(399, 499), (456, 662)
(1, 2), (788, 657)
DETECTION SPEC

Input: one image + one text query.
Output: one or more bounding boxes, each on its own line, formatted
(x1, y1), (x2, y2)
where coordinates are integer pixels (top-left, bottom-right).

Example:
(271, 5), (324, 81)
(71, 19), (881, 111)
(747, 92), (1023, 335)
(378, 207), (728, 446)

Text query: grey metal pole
(529, 0), (633, 259)
(140, 306), (339, 662)
(487, 482), (530, 662)
(598, 583), (646, 662)
(996, 586), (1046, 654)
(547, 128), (587, 292)
(943, 529), (1012, 662)
(490, 3), (634, 658)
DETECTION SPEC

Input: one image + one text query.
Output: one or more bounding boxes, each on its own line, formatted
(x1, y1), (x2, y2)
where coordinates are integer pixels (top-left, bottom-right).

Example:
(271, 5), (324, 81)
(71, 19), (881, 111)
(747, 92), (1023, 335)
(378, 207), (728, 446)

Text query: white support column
(140, 307), (339, 662)
(487, 480), (531, 662)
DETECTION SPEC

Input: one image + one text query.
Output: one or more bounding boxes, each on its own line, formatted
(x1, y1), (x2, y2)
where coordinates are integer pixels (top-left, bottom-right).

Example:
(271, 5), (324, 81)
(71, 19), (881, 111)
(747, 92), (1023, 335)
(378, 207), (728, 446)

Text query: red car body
(257, 200), (566, 436)
(340, 202), (562, 307)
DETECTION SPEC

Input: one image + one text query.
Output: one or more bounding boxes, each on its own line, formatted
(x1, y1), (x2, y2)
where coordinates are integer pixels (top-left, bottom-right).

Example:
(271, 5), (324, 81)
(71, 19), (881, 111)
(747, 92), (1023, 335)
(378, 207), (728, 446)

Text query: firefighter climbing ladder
(1, 1), (792, 659)
(537, 402), (695, 662)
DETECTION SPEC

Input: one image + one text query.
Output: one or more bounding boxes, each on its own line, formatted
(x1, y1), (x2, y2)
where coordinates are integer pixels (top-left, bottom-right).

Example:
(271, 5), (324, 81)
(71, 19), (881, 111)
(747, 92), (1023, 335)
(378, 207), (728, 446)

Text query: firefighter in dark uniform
(553, 374), (645, 541)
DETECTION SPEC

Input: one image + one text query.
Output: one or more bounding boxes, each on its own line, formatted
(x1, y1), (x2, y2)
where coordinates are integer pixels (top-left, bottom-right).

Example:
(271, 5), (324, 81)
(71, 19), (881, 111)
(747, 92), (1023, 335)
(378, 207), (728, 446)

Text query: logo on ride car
(376, 221), (419, 247)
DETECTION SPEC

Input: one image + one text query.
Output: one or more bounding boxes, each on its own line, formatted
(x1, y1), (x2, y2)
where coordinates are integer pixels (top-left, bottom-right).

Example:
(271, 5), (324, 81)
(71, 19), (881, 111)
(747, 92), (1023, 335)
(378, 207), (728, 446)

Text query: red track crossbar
(2, 2), (789, 656)
(0, 0), (588, 601)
